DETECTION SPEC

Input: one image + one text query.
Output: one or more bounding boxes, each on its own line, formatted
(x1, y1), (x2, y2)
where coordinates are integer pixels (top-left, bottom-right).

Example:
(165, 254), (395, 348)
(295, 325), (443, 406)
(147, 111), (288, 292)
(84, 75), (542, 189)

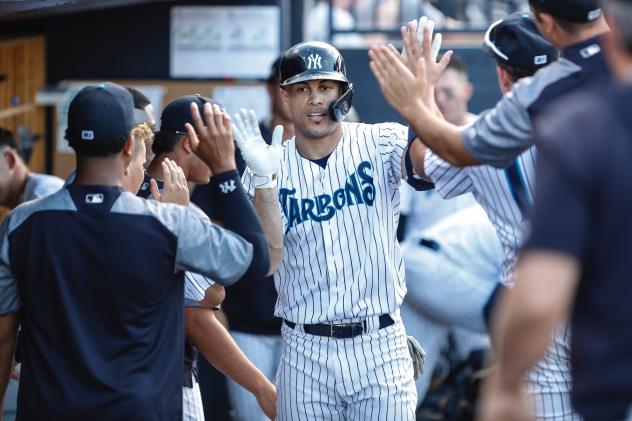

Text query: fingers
(189, 102), (205, 137)
(417, 16), (428, 49)
(231, 123), (246, 149)
(234, 109), (249, 140)
(247, 109), (263, 139)
(422, 19), (433, 61)
(437, 50), (454, 73)
(161, 159), (172, 187)
(184, 123), (199, 152)
(431, 33), (442, 62)
(149, 178), (160, 201)
(168, 159), (179, 186)
(176, 164), (187, 188)
(271, 125), (284, 148)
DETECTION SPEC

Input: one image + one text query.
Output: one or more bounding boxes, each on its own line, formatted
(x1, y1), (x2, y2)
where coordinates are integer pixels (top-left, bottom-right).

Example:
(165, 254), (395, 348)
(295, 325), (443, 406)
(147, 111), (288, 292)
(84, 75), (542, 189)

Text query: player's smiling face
(283, 79), (341, 140)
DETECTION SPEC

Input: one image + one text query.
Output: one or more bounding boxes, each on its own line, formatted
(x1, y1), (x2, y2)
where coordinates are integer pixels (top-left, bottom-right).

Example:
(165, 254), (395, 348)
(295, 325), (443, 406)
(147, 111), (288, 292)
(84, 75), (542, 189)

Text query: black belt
(283, 314), (394, 339)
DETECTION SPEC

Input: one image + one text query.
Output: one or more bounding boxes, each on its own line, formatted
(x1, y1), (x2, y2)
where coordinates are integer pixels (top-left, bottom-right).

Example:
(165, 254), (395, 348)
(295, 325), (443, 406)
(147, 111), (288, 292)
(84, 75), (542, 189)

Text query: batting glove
(232, 108), (283, 189)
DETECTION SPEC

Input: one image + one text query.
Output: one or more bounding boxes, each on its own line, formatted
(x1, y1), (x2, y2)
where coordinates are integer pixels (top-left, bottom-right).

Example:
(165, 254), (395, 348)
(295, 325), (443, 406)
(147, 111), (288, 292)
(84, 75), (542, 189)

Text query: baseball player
(0, 82), (270, 420)
(138, 95), (281, 421)
(234, 39), (434, 420)
(391, 13), (578, 420)
(400, 205), (504, 403)
(479, 2), (632, 420)
(0, 127), (63, 208)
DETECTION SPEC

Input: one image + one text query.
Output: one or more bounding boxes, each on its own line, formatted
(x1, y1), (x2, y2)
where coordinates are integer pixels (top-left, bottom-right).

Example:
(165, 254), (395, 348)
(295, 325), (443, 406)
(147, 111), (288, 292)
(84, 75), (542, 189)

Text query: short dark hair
(0, 127), (19, 151)
(529, 1), (589, 34)
(67, 132), (129, 157)
(498, 63), (537, 83)
(126, 87), (151, 109)
(446, 54), (469, 79)
(152, 131), (183, 156)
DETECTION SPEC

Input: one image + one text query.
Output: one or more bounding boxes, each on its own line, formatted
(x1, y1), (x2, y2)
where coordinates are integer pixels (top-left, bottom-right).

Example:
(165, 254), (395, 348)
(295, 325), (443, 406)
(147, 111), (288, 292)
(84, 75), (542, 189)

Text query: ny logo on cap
(82, 130), (94, 140)
(306, 53), (322, 70)
(85, 193), (104, 204)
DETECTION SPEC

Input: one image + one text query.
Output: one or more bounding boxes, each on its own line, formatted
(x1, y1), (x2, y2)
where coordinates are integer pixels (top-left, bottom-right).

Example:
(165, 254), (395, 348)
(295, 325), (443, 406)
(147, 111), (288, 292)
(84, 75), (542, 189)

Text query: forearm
(494, 291), (558, 391)
(0, 314), (18, 411)
(254, 187), (284, 276)
(185, 308), (273, 395)
(403, 101), (478, 167)
(210, 170), (270, 279)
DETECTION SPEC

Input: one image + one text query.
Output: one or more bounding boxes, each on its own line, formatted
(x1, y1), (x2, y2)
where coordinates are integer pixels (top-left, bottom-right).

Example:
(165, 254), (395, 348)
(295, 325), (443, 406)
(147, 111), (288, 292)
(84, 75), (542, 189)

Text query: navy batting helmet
(280, 41), (354, 122)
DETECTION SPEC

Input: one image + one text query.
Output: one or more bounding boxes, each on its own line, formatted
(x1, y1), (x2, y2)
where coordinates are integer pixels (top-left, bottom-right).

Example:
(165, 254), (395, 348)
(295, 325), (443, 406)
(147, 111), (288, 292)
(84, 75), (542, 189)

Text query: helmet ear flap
(328, 83), (354, 122)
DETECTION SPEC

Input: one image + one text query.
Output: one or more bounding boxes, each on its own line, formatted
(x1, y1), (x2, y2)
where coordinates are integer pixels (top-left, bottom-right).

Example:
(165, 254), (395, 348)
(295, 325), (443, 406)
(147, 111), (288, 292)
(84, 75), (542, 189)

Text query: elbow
(266, 244), (283, 276)
(184, 307), (215, 342)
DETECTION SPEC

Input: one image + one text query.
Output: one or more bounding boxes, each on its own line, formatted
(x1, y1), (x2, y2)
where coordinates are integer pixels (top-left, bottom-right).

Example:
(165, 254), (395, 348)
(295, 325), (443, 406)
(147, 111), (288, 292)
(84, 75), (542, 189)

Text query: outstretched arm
(233, 109), (284, 275)
(185, 308), (276, 420)
(370, 19), (479, 167)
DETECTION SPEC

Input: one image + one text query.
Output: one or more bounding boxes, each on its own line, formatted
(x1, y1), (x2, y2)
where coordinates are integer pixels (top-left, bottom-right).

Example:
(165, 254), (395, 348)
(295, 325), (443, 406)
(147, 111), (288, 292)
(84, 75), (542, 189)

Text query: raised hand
(401, 16), (443, 72)
(232, 108), (283, 188)
(150, 158), (190, 206)
(186, 102), (236, 174)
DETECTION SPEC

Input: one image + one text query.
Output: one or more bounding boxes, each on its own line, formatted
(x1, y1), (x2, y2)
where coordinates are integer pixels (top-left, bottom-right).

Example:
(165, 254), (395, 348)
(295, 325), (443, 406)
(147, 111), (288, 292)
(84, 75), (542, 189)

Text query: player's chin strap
(328, 83), (354, 122)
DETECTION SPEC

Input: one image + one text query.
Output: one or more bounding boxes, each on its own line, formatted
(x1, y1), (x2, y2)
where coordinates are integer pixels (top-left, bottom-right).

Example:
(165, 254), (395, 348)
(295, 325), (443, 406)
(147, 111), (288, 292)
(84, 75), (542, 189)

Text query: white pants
(276, 315), (417, 421)
(183, 379), (205, 421)
(227, 332), (282, 421)
(401, 243), (494, 404)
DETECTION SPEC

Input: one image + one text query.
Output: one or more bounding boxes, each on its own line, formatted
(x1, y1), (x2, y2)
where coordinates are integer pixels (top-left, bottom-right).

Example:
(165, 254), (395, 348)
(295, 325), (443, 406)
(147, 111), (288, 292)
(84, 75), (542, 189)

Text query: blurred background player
(0, 127), (63, 210)
(400, 206), (503, 407)
(397, 54), (476, 243)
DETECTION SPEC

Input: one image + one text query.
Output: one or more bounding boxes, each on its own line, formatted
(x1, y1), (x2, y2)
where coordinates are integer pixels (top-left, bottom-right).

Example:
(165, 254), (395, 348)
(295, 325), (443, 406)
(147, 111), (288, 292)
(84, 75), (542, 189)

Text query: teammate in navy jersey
(0, 82), (270, 420)
(139, 95), (281, 421)
(236, 34), (439, 419)
(479, 2), (632, 420)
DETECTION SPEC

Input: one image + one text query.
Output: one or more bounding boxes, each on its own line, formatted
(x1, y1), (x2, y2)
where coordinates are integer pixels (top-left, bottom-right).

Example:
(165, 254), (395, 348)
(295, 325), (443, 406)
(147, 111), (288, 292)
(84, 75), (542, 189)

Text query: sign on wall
(170, 6), (280, 79)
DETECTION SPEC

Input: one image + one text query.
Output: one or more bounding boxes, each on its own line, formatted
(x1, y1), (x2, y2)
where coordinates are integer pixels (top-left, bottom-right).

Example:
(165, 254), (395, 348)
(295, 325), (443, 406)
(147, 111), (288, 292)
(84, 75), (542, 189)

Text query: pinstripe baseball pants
(183, 379), (205, 421)
(276, 315), (417, 421)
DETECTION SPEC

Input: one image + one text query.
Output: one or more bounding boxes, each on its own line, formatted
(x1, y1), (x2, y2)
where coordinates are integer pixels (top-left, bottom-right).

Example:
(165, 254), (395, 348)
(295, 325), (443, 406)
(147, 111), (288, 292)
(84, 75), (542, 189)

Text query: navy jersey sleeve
(523, 99), (600, 260)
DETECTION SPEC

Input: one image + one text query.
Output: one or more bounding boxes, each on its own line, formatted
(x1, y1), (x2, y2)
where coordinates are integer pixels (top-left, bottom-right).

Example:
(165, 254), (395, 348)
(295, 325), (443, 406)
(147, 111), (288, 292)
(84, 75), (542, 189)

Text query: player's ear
(122, 136), (134, 157)
(181, 134), (196, 154)
(3, 149), (17, 170)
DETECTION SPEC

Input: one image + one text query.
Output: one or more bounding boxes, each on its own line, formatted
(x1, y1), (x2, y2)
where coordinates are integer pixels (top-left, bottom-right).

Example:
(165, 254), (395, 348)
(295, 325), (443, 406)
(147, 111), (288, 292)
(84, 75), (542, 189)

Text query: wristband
(253, 173), (277, 189)
(405, 126), (434, 191)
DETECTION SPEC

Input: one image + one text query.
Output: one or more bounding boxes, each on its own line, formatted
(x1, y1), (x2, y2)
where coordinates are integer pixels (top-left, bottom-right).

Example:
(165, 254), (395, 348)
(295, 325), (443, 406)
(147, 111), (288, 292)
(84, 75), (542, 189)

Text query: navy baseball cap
(530, 0), (603, 22)
(483, 13), (559, 72)
(159, 94), (221, 134)
(66, 82), (135, 146)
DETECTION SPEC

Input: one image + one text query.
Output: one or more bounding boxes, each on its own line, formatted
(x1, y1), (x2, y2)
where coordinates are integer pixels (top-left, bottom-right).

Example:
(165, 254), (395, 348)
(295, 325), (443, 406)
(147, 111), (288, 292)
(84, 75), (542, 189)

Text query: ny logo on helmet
(306, 53), (322, 70)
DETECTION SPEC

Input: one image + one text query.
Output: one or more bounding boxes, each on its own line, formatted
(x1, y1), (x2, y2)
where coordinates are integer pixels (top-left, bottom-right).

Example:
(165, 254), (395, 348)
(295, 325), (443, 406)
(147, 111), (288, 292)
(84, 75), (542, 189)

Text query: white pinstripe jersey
(243, 122), (408, 324)
(425, 146), (537, 286)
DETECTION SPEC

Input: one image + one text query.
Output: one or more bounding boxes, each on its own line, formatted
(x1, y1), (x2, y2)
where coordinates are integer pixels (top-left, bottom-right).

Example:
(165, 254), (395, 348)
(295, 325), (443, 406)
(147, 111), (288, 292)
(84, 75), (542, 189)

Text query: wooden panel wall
(0, 36), (47, 173)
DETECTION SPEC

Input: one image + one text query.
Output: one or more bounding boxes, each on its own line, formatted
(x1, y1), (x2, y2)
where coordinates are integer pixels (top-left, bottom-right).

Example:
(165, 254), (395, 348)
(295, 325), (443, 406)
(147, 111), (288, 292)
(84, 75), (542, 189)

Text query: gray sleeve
(462, 60), (579, 169)
(0, 218), (20, 315)
(462, 83), (534, 169)
(172, 205), (253, 286)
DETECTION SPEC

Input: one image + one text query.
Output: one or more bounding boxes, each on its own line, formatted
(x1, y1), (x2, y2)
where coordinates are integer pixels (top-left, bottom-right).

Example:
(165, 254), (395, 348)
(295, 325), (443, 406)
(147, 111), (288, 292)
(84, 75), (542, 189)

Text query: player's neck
(147, 153), (189, 181)
(295, 124), (343, 160)
(74, 157), (125, 188)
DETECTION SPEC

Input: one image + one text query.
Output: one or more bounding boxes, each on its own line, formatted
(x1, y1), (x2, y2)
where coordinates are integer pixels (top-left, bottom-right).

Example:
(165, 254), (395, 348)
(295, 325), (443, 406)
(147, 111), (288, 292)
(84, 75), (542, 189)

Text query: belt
(283, 314), (394, 339)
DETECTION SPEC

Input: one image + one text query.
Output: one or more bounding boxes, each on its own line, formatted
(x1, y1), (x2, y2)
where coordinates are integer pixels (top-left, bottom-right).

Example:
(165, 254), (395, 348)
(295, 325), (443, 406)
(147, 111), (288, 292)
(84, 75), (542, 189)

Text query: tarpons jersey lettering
(279, 161), (375, 230)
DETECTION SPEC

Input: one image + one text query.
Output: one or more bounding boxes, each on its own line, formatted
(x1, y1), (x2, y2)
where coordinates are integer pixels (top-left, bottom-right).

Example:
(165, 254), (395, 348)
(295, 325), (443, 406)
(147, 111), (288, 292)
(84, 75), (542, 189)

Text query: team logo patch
(306, 53), (322, 70)
(219, 180), (237, 194)
(85, 193), (104, 204)
(81, 130), (94, 140)
(534, 55), (547, 65)
(280, 161), (375, 231)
